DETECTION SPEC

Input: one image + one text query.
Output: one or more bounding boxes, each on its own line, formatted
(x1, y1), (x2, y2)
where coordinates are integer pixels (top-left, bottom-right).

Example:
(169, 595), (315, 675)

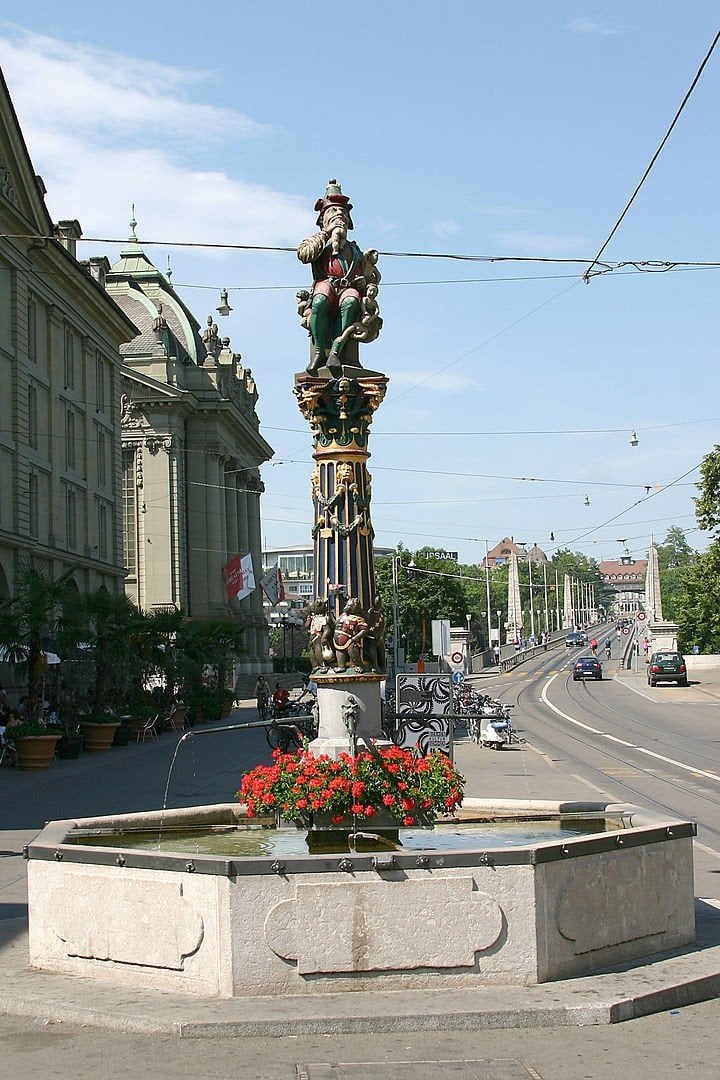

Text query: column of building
(246, 474), (267, 664)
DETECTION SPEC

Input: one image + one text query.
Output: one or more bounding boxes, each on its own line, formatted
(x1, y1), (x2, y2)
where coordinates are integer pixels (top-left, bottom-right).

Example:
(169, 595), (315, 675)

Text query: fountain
(24, 181), (697, 999)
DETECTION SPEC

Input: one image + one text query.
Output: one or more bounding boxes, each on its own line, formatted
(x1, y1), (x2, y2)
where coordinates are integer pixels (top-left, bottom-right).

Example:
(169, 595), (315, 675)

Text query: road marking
(542, 672), (720, 784)
(617, 678), (663, 703)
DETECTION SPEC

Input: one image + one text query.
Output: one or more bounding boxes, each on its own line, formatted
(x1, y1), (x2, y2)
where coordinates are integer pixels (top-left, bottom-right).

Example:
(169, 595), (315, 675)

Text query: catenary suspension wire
(583, 28), (720, 282)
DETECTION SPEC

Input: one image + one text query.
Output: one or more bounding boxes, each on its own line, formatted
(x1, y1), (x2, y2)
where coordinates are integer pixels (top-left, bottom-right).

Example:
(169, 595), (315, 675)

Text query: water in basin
(68, 814), (616, 857)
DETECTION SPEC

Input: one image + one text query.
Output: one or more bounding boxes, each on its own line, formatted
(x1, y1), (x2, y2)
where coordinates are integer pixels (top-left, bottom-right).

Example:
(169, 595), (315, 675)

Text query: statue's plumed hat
(314, 178), (354, 229)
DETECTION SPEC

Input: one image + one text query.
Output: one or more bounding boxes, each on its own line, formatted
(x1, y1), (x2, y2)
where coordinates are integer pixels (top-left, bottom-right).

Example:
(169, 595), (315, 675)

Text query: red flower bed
(238, 744), (465, 827)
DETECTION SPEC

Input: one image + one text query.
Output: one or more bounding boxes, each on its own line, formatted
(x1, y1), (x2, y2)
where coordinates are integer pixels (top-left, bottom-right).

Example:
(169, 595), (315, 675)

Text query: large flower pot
(126, 716), (150, 735)
(79, 722), (120, 752)
(305, 809), (401, 853)
(56, 734), (83, 760)
(111, 723), (132, 747)
(14, 734), (60, 770)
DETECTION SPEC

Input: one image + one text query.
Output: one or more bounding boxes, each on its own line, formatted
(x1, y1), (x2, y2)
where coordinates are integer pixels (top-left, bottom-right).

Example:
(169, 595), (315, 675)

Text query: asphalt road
(2, 643), (720, 1078)
(484, 635), (720, 900)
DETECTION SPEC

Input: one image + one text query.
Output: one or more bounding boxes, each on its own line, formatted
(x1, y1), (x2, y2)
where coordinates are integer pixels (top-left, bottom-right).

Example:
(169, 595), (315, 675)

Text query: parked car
(647, 651), (688, 687)
(565, 632), (585, 648)
(573, 656), (602, 681)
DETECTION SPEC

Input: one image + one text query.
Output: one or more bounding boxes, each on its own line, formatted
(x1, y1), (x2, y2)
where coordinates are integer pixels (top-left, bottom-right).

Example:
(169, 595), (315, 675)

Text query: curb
(2, 907), (720, 1038)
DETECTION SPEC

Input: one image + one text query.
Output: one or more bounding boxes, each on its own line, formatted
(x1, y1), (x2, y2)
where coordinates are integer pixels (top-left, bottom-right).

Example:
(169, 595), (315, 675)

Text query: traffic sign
(451, 651), (463, 665)
(622, 627), (630, 635)
(637, 612), (646, 621)
(451, 671), (465, 685)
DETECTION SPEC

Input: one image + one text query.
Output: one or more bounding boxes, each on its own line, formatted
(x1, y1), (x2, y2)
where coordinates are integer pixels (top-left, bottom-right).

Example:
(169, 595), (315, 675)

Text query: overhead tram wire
(4, 230), (720, 280)
(583, 27), (720, 283)
(561, 461), (703, 549)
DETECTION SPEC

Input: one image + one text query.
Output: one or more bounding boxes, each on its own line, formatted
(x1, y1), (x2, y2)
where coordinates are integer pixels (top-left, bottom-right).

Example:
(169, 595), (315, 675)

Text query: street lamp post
(278, 600), (290, 674)
(391, 555), (401, 676)
(466, 613), (472, 673)
(496, 609), (502, 649)
(484, 540), (492, 651)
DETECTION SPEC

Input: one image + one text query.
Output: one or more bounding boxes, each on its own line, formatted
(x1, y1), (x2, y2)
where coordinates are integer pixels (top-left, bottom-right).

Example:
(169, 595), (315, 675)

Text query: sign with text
(222, 552), (255, 601)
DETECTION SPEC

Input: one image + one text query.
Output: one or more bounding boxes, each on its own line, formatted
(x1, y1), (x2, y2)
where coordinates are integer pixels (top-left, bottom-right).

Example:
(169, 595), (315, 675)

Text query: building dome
(106, 220), (205, 365)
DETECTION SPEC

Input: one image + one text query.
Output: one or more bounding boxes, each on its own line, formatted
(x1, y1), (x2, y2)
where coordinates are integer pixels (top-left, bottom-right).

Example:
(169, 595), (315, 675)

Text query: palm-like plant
(0, 560), (81, 723)
(71, 589), (147, 715)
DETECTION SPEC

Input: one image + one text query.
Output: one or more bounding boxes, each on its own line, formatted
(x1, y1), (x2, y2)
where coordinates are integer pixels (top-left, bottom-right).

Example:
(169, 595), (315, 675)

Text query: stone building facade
(0, 71), (136, 602)
(104, 227), (273, 670)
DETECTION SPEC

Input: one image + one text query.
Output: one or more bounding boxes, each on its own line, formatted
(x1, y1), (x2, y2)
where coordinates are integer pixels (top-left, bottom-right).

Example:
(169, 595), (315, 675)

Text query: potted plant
(78, 713), (121, 752)
(238, 745), (465, 851)
(55, 722), (83, 759)
(111, 719), (132, 747)
(0, 561), (81, 729)
(9, 721), (61, 770)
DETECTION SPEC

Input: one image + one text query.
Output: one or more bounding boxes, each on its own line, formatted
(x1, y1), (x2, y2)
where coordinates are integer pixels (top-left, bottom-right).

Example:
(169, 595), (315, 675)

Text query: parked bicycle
(265, 694), (318, 753)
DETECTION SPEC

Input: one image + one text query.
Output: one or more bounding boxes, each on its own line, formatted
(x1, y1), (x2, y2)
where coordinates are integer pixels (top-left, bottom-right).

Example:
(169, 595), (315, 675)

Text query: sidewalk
(1, 702), (719, 1037)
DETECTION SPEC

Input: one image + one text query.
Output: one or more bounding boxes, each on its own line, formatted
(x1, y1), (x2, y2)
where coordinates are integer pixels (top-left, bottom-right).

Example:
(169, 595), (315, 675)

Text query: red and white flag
(223, 552), (255, 602)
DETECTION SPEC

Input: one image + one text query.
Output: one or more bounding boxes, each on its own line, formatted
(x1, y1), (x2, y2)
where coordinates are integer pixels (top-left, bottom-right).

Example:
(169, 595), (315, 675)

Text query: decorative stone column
(294, 373), (387, 757)
(293, 179), (387, 758)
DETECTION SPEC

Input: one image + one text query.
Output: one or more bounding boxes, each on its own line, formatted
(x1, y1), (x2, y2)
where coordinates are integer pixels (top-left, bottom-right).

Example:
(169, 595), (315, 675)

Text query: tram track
(498, 652), (720, 851)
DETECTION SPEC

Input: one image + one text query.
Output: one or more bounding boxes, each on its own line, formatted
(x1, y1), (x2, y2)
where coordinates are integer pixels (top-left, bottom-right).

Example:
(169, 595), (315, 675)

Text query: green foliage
(375, 544), (603, 656)
(675, 543), (720, 652)
(656, 527), (695, 571)
(672, 451), (720, 647)
(239, 745), (465, 827)
(376, 547), (469, 658)
(695, 446), (720, 534)
(0, 560), (80, 723)
(655, 527), (696, 623)
(7, 721), (58, 739)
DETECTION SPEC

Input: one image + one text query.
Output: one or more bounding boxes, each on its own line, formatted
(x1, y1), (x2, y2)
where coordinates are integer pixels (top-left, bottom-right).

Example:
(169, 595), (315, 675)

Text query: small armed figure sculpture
(306, 600), (336, 673)
(297, 179), (382, 376)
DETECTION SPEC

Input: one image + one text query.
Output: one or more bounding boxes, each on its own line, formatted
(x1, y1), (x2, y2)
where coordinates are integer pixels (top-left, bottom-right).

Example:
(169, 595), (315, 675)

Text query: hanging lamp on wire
(630, 430), (639, 447)
(584, 494), (590, 507)
(216, 288), (233, 316)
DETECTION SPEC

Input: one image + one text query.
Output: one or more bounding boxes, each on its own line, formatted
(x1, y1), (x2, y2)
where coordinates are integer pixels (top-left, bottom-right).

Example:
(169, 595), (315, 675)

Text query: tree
(375, 547), (468, 660)
(695, 446), (720, 534)
(675, 545), (720, 652)
(673, 450), (720, 649)
(70, 588), (148, 715)
(656, 526), (695, 571)
(0, 561), (80, 722)
(655, 527), (696, 623)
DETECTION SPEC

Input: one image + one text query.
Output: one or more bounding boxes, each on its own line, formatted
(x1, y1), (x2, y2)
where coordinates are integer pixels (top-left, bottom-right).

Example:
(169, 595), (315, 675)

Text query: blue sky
(2, 4), (719, 566)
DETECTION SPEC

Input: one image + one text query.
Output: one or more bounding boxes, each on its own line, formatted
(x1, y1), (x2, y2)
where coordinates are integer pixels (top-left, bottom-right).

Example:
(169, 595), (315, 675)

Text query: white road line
(541, 672), (720, 784)
(617, 678), (663, 703)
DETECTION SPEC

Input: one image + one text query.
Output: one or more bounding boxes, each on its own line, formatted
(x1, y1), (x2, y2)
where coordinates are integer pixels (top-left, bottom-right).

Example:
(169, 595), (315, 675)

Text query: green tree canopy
(655, 526), (696, 623)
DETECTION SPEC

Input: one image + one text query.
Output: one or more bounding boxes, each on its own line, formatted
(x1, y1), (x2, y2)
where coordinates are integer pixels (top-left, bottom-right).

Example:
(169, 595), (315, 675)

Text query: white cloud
(566, 18), (619, 37)
(491, 229), (589, 256)
(0, 23), (309, 252)
(432, 218), (460, 239)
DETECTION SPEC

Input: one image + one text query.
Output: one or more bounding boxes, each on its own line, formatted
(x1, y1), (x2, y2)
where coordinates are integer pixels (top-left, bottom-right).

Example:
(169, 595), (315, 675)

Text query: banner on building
(223, 552), (255, 602)
(259, 564), (286, 606)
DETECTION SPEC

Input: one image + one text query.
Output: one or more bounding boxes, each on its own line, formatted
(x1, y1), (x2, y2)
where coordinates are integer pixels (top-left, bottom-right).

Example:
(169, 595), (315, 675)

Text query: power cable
(561, 461), (702, 548)
(583, 28), (720, 282)
(4, 231), (720, 277)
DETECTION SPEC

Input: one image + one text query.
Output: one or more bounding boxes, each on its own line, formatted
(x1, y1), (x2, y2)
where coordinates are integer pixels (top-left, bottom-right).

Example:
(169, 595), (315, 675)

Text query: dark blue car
(573, 656), (602, 681)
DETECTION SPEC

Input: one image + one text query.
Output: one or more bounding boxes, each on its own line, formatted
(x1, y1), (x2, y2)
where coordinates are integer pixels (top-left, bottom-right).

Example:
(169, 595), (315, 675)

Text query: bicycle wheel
(265, 722), (283, 752)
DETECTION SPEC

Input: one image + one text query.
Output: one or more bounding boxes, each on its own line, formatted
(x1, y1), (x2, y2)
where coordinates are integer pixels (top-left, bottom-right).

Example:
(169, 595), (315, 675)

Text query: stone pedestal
(309, 672), (384, 759)
(647, 620), (679, 652)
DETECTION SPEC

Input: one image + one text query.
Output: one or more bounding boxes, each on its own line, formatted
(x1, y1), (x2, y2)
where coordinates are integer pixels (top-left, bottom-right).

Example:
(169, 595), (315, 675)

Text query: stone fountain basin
(25, 798), (696, 999)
